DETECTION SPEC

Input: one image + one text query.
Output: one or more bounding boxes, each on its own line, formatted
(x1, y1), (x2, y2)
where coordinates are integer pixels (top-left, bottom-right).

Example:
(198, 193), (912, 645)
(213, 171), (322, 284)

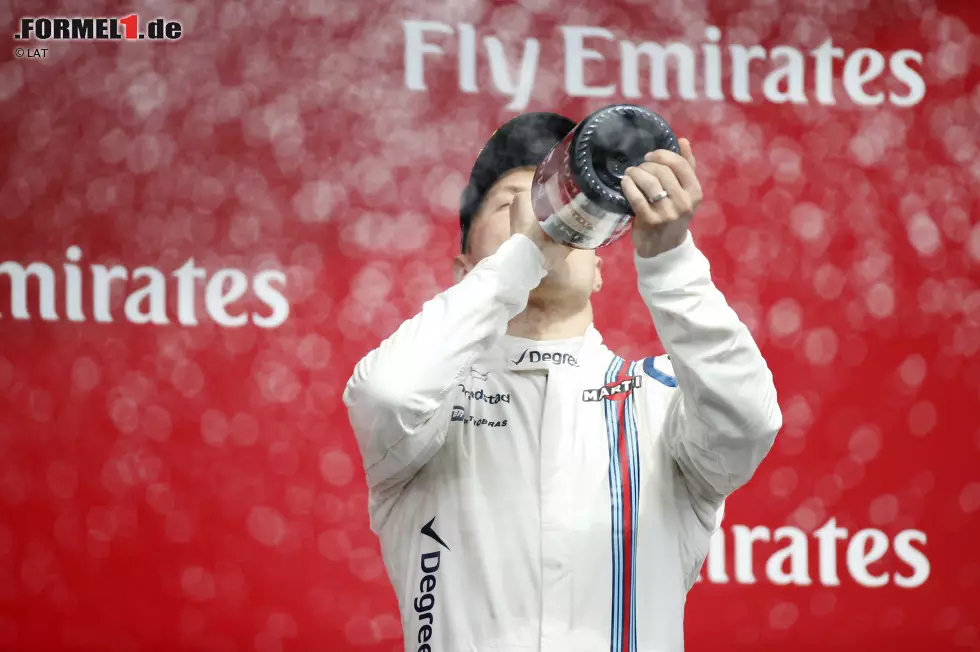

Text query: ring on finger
(646, 189), (669, 203)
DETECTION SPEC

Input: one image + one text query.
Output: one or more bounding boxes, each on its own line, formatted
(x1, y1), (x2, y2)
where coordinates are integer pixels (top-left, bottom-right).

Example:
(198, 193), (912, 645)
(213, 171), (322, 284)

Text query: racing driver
(344, 112), (783, 651)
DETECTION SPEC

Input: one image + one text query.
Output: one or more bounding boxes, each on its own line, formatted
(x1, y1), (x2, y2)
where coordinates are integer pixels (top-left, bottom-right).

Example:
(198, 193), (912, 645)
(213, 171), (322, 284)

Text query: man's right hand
(509, 191), (573, 270)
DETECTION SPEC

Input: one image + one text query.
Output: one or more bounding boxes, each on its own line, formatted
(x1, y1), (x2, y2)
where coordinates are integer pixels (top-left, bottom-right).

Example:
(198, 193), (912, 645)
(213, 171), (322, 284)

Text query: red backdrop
(1, 0), (979, 650)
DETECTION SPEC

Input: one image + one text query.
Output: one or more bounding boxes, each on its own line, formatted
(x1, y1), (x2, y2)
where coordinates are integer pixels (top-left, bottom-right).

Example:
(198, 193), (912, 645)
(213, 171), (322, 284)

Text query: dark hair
(459, 112), (576, 252)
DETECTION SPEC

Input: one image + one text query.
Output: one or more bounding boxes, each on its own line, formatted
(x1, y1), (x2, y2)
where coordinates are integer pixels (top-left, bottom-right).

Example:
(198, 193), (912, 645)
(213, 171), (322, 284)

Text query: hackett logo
(511, 349), (579, 366)
(583, 375), (643, 402)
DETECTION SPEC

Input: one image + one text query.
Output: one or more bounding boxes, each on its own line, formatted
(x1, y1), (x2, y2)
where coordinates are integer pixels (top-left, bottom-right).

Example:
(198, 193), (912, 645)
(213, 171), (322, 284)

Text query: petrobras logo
(0, 246), (290, 328)
(511, 349), (579, 367)
(449, 405), (507, 428)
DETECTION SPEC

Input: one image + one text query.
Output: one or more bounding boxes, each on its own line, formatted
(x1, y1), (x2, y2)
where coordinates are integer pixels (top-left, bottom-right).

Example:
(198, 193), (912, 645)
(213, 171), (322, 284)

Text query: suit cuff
(492, 234), (548, 307)
(634, 231), (710, 293)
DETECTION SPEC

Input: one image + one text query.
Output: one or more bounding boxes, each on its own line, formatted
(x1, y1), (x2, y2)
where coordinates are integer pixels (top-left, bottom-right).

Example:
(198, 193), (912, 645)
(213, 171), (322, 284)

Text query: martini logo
(582, 375), (642, 402)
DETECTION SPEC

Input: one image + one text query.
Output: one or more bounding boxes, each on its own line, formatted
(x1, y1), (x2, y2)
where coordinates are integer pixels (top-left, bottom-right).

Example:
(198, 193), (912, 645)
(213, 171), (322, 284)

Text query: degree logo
(582, 375), (642, 402)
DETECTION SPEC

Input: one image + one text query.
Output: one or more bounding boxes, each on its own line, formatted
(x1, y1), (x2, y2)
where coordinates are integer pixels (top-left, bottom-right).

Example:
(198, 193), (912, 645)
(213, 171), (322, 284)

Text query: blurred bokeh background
(0, 0), (978, 650)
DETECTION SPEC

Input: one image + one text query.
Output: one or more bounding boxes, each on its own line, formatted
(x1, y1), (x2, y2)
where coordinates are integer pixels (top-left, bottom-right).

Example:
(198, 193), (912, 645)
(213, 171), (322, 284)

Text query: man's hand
(509, 190), (573, 270)
(622, 138), (702, 258)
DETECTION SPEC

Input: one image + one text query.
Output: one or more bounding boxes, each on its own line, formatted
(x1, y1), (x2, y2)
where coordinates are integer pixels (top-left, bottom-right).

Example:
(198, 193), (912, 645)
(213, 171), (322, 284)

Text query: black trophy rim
(569, 104), (680, 215)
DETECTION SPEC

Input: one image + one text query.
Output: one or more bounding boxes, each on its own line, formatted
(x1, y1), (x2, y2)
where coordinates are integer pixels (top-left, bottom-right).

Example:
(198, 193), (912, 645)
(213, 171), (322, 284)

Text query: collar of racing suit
(494, 324), (603, 371)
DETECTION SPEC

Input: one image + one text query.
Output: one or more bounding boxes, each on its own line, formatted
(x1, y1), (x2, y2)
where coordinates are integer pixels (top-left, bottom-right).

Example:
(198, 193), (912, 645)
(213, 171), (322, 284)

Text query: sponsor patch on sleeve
(642, 355), (677, 387)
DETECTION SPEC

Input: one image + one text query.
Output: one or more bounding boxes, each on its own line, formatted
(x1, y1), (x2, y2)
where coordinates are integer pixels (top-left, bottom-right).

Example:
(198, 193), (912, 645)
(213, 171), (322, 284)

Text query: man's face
(457, 167), (602, 301)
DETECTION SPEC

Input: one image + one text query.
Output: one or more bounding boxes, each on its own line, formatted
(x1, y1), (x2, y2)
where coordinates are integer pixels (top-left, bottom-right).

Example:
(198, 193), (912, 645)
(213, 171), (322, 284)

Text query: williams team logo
(582, 375), (643, 402)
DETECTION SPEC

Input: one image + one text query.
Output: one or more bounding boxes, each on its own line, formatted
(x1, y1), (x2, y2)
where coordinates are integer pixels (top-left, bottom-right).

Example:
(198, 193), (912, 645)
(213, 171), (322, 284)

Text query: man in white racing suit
(344, 112), (782, 652)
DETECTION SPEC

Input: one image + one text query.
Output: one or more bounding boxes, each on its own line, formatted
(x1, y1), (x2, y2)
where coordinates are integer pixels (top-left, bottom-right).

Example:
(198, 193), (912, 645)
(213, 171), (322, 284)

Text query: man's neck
(506, 297), (593, 341)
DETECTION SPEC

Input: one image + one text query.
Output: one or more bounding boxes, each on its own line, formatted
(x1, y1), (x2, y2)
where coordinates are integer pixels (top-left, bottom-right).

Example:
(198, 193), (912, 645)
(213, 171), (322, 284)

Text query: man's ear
(592, 255), (604, 293)
(452, 254), (472, 284)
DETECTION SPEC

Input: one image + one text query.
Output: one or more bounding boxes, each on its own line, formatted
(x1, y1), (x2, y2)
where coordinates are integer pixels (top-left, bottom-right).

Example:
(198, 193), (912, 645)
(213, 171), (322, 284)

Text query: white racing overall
(344, 233), (782, 652)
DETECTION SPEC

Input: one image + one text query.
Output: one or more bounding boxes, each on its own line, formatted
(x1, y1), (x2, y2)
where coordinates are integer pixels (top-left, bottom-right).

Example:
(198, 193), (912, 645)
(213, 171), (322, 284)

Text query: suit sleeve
(635, 232), (782, 526)
(343, 234), (547, 490)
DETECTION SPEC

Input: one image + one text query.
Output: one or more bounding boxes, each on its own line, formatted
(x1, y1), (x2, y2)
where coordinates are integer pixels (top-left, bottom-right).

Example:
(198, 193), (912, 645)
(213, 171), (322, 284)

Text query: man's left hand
(622, 138), (702, 258)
